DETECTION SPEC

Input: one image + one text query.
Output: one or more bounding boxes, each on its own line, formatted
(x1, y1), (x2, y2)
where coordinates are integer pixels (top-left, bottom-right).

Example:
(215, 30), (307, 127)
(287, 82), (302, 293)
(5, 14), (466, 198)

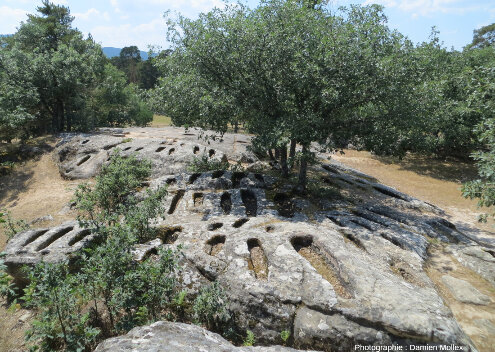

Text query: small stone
(30, 215), (53, 224)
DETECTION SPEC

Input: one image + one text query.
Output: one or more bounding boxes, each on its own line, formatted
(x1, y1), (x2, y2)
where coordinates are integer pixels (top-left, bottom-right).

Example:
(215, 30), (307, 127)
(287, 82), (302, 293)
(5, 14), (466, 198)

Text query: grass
(151, 114), (172, 127)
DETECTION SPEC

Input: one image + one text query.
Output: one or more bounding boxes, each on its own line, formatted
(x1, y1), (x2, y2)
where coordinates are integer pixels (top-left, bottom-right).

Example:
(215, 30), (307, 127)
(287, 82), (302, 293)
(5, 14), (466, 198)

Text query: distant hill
(102, 47), (149, 60)
(0, 38), (150, 60)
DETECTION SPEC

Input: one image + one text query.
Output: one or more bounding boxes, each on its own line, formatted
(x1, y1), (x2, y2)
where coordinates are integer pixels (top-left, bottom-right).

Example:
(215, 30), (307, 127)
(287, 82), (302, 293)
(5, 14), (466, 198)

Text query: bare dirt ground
(0, 139), (83, 352)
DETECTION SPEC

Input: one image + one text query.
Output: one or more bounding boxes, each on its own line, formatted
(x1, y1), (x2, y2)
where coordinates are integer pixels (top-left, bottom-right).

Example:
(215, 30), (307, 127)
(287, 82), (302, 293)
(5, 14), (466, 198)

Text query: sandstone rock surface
(441, 275), (492, 305)
(8, 127), (495, 351)
(95, 321), (309, 352)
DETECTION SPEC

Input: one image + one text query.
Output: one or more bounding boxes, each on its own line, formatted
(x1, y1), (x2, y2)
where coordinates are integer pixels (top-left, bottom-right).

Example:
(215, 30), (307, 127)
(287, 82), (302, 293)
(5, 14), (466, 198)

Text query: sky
(0, 0), (494, 51)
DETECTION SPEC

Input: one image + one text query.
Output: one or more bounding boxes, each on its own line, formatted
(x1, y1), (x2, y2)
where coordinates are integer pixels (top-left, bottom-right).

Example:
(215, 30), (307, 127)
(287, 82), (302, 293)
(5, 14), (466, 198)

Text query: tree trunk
(234, 121), (239, 133)
(280, 146), (289, 178)
(56, 99), (65, 132)
(268, 149), (275, 160)
(275, 148), (280, 159)
(289, 139), (297, 166)
(289, 139), (297, 159)
(298, 144), (309, 191)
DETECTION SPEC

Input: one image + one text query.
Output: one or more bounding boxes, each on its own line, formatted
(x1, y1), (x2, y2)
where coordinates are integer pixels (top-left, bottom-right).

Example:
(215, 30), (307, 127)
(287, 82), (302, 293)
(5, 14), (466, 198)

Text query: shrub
(193, 282), (231, 331)
(0, 209), (29, 241)
(74, 149), (166, 242)
(243, 330), (255, 346)
(24, 262), (100, 352)
(188, 154), (230, 173)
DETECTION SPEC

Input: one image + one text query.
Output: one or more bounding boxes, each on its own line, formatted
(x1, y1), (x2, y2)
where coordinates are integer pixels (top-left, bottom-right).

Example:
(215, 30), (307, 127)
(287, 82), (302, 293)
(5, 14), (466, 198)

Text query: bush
(20, 152), (183, 351)
(0, 209), (29, 241)
(74, 150), (166, 242)
(188, 154), (231, 173)
(193, 282), (231, 331)
(24, 262), (100, 352)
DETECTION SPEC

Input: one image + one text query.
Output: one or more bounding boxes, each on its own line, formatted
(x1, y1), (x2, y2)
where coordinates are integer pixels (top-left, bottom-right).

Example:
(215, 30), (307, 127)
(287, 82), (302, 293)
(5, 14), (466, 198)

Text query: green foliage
(0, 2), (152, 140)
(153, 1), (417, 188)
(242, 330), (256, 346)
(24, 262), (100, 352)
(470, 22), (495, 49)
(188, 154), (230, 173)
(193, 282), (231, 331)
(84, 64), (153, 129)
(462, 65), (495, 222)
(74, 149), (166, 242)
(280, 329), (291, 343)
(0, 252), (17, 303)
(22, 152), (185, 351)
(0, 209), (30, 241)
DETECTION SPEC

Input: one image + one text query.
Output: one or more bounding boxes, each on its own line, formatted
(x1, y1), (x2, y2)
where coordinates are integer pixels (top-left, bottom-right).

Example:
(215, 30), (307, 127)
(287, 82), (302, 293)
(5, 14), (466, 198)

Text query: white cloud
(74, 8), (111, 22)
(88, 17), (166, 50)
(74, 8), (100, 20)
(0, 6), (28, 33)
(363, 0), (482, 17)
(110, 0), (121, 13)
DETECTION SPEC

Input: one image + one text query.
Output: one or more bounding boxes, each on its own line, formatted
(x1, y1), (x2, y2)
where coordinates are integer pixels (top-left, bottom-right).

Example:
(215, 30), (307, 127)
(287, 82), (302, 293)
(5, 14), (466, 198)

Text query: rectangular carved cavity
(76, 155), (91, 166)
(240, 189), (257, 217)
(81, 139), (89, 145)
(168, 148), (175, 155)
(103, 143), (120, 150)
(166, 177), (176, 185)
(220, 192), (232, 214)
(193, 146), (200, 154)
(291, 235), (352, 298)
(231, 172), (246, 188)
(368, 207), (408, 225)
(188, 173), (201, 184)
(155, 146), (166, 152)
(22, 229), (49, 246)
(274, 193), (295, 218)
(168, 190), (185, 214)
(372, 185), (408, 201)
(322, 164), (340, 174)
(208, 149), (215, 157)
(247, 238), (269, 280)
(208, 222), (223, 231)
(135, 147), (143, 151)
(426, 220), (461, 244)
(123, 146), (132, 151)
(157, 226), (183, 244)
(349, 219), (374, 231)
(351, 210), (390, 228)
(212, 170), (224, 179)
(68, 229), (91, 246)
(232, 218), (249, 228)
(380, 232), (407, 250)
(205, 235), (226, 256)
(326, 215), (347, 227)
(340, 230), (366, 250)
(35, 226), (74, 251)
(193, 192), (204, 206)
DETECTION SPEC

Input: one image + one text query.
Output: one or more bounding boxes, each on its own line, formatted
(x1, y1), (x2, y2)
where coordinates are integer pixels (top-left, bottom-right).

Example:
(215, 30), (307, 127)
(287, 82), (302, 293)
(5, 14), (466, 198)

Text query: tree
(469, 22), (495, 49)
(154, 0), (407, 189)
(84, 64), (152, 129)
(0, 1), (152, 138)
(3, 1), (107, 132)
(461, 64), (495, 221)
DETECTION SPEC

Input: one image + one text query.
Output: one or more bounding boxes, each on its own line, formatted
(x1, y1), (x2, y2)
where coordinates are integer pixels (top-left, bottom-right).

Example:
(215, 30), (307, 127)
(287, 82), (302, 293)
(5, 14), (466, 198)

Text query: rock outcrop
(3, 221), (96, 286)
(55, 127), (255, 179)
(7, 127), (494, 351)
(94, 321), (309, 352)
